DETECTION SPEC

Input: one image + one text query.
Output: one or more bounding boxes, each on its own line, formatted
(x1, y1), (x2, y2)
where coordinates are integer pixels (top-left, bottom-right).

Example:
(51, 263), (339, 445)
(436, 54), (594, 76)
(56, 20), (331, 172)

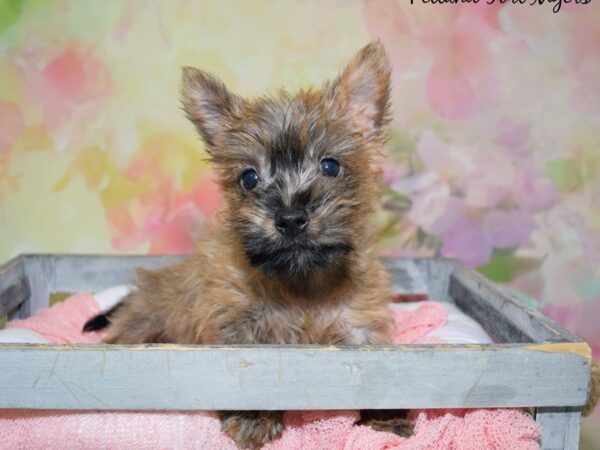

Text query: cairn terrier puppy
(95, 41), (398, 449)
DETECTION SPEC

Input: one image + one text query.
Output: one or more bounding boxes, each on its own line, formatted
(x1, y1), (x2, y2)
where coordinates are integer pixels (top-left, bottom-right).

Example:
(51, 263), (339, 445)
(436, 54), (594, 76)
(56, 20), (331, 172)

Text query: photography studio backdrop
(0, 0), (598, 442)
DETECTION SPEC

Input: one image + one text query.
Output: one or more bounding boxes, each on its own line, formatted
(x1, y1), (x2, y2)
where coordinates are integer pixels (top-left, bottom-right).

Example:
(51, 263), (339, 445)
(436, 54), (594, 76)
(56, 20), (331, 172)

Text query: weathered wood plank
(537, 407), (582, 450)
(40, 254), (185, 293)
(450, 265), (581, 344)
(415, 259), (455, 303)
(1, 251), (590, 450)
(450, 275), (533, 343)
(383, 258), (454, 303)
(0, 256), (28, 318)
(0, 277), (30, 318)
(20, 256), (54, 317)
(0, 343), (590, 410)
(21, 255), (456, 305)
(36, 255), (451, 300)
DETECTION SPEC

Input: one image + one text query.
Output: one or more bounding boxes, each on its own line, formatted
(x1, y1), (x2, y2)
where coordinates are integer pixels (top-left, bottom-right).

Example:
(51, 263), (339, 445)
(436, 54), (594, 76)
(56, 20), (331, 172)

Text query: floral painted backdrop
(1, 0), (599, 414)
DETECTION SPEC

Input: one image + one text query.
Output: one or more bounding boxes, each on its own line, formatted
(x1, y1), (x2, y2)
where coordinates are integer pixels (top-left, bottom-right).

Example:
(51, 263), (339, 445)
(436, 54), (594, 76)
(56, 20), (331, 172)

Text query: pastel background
(0, 0), (598, 443)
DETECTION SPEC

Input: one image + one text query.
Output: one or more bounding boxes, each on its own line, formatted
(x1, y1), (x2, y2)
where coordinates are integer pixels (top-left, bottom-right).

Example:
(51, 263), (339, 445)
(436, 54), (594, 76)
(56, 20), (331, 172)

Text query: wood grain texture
(0, 277), (29, 319)
(49, 254), (185, 294)
(0, 256), (28, 318)
(0, 343), (590, 410)
(450, 265), (581, 344)
(0, 254), (592, 449)
(450, 275), (534, 343)
(537, 407), (582, 450)
(20, 256), (53, 319)
(384, 258), (455, 304)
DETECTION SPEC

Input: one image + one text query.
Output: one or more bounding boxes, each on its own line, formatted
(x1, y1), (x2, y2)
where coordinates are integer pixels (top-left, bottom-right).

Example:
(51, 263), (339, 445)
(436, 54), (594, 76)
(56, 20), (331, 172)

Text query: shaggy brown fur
(583, 359), (600, 417)
(104, 41), (402, 449)
(358, 410), (413, 437)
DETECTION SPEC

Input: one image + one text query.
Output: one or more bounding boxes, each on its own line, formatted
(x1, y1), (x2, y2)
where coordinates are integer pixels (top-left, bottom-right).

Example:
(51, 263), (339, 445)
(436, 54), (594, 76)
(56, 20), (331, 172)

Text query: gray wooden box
(0, 254), (591, 450)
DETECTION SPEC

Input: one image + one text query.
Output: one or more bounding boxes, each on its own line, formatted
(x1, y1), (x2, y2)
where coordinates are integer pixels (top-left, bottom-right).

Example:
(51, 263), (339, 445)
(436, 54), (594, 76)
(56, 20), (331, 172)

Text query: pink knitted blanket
(0, 294), (540, 449)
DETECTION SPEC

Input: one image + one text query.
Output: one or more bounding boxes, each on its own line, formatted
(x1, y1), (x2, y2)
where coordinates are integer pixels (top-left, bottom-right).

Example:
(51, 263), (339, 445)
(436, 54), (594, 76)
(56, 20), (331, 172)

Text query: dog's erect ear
(181, 67), (243, 148)
(327, 41), (391, 141)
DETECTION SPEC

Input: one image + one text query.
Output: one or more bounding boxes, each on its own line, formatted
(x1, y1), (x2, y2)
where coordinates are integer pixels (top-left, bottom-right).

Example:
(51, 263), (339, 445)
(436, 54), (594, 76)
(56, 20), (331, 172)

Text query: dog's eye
(320, 158), (340, 177)
(240, 169), (260, 190)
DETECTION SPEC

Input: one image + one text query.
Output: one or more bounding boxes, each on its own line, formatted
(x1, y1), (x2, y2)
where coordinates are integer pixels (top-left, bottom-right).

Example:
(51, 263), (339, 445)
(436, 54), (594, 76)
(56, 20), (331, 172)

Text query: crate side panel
(0, 257), (29, 319)
(0, 344), (590, 410)
(49, 255), (185, 293)
(383, 258), (454, 303)
(0, 276), (30, 319)
(419, 259), (455, 303)
(450, 266), (581, 344)
(537, 407), (581, 450)
(450, 277), (533, 343)
(20, 256), (54, 317)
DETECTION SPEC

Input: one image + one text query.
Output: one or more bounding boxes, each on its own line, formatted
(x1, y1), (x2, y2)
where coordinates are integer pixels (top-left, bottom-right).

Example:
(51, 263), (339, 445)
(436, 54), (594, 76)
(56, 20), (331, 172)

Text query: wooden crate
(0, 254), (591, 450)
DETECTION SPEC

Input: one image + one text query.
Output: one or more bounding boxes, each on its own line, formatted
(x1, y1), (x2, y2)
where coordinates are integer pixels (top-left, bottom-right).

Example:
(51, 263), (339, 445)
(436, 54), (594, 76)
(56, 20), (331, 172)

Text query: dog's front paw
(366, 417), (415, 437)
(219, 410), (284, 449)
(359, 409), (415, 438)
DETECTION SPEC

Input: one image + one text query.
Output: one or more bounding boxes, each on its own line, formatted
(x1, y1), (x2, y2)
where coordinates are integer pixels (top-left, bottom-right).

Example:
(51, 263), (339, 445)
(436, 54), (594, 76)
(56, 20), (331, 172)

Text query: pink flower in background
(42, 49), (108, 103)
(108, 148), (223, 254)
(544, 300), (600, 361)
(15, 46), (111, 150)
(363, 1), (500, 120)
(55, 139), (223, 255)
(362, 0), (419, 72)
(495, 117), (531, 152)
(109, 174), (222, 254)
(565, 7), (600, 120)
(424, 12), (498, 120)
(394, 130), (557, 267)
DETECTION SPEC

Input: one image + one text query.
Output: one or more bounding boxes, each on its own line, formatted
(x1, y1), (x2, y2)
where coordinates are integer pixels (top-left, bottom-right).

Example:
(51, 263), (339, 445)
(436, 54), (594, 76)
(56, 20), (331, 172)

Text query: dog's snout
(275, 209), (309, 238)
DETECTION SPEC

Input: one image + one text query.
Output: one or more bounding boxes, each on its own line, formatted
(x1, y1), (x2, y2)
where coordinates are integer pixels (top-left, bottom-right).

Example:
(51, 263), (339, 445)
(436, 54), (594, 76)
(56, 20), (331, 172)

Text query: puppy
(92, 41), (403, 449)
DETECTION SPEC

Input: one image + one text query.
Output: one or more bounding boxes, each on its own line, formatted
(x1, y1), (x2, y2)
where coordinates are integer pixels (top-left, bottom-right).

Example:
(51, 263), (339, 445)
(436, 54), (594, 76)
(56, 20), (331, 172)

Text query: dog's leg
(352, 326), (415, 437)
(358, 409), (414, 437)
(219, 410), (284, 449)
(102, 300), (166, 344)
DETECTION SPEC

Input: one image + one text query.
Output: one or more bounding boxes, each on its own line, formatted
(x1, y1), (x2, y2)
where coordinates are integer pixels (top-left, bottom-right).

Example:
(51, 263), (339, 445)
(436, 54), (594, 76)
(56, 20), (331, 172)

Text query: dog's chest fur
(218, 298), (367, 345)
(106, 243), (392, 346)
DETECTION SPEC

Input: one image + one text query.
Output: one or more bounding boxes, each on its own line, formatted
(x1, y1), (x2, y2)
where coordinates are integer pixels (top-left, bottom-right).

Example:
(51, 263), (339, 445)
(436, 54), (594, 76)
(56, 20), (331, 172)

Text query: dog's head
(182, 41), (391, 276)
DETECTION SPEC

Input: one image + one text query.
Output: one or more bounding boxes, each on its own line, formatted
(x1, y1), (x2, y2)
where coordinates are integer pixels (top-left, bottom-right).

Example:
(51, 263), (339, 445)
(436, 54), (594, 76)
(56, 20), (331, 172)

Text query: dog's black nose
(275, 209), (309, 238)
